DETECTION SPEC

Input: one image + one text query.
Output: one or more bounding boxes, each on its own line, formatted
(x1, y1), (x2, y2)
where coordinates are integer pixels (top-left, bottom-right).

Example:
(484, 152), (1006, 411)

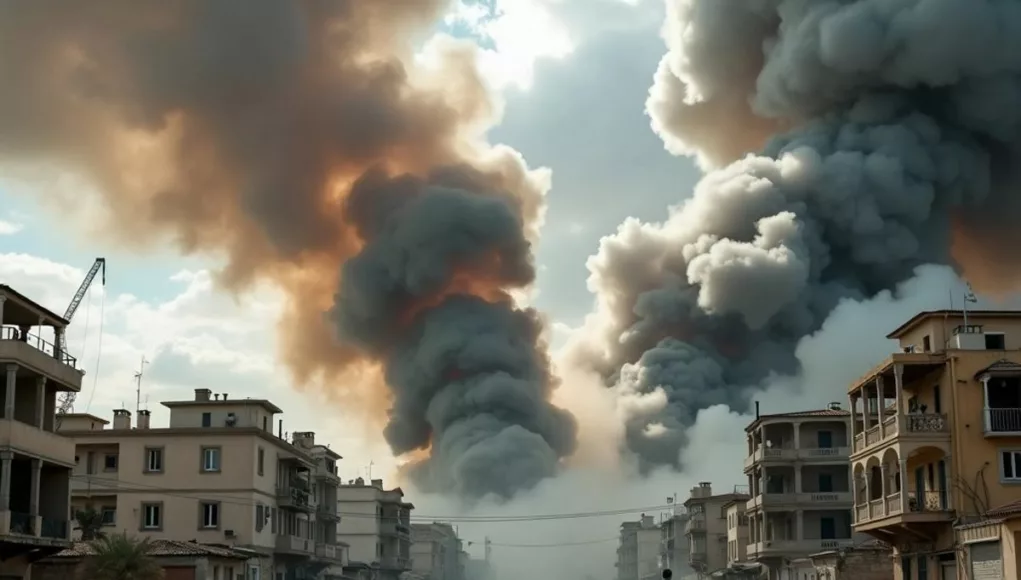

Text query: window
(258, 448), (265, 476)
(817, 430), (833, 449)
(819, 517), (836, 540)
(201, 502), (220, 528)
(263, 416), (268, 431)
(933, 385), (942, 414)
(1000, 450), (1021, 482)
(256, 505), (264, 532)
(104, 454), (118, 471)
(202, 447), (221, 472)
(101, 507), (116, 525)
(142, 503), (162, 529)
(922, 335), (931, 352)
(985, 333), (1006, 350)
(144, 448), (163, 473)
(819, 473), (834, 492)
(202, 412), (212, 427)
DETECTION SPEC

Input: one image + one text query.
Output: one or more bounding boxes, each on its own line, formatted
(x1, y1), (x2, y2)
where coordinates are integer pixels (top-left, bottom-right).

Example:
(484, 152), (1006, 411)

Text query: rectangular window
(817, 430), (833, 448)
(933, 385), (942, 413)
(144, 448), (163, 473)
(820, 517), (836, 539)
(142, 503), (162, 529)
(202, 412), (212, 427)
(104, 454), (118, 471)
(256, 505), (264, 532)
(916, 555), (927, 580)
(202, 447), (221, 472)
(819, 473), (834, 493)
(201, 502), (220, 528)
(263, 416), (268, 431)
(258, 448), (265, 476)
(1001, 450), (1021, 481)
(985, 333), (1006, 350)
(101, 507), (116, 525)
(922, 335), (931, 352)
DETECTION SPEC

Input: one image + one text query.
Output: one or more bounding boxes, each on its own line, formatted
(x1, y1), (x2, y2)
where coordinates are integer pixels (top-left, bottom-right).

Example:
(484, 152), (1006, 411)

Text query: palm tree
(74, 508), (106, 540)
(78, 533), (164, 580)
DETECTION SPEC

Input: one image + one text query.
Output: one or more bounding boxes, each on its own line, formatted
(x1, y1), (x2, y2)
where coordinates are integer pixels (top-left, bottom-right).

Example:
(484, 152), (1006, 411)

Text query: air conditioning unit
(225, 413), (237, 427)
(225, 529), (236, 538)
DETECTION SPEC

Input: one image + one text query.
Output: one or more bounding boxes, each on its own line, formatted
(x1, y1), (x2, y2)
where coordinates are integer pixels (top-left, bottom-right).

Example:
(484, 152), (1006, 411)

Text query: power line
(69, 474), (674, 523)
(486, 537), (618, 548)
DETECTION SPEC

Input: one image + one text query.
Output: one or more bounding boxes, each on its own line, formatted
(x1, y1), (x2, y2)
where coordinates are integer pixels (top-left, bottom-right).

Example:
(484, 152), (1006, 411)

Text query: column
(851, 470), (859, 507)
(849, 393), (858, 445)
(0, 295), (6, 324)
(982, 377), (991, 431)
(944, 454), (953, 510)
(794, 465), (802, 494)
(4, 364), (15, 420)
(899, 458), (909, 513)
(876, 376), (886, 437)
(29, 459), (40, 515)
(35, 377), (46, 429)
(793, 421), (801, 449)
(53, 327), (64, 361)
(862, 388), (872, 430)
(795, 510), (803, 541)
(0, 451), (11, 511)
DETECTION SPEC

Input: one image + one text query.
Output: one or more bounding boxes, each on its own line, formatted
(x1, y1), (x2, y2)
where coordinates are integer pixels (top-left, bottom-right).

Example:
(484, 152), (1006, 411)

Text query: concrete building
(848, 310), (1021, 578)
(616, 514), (660, 580)
(683, 483), (747, 577)
(723, 499), (748, 568)
(659, 506), (693, 577)
(336, 477), (413, 580)
(0, 285), (77, 577)
(58, 388), (348, 580)
(808, 542), (893, 580)
(298, 431), (348, 580)
(743, 404), (856, 578)
(410, 522), (463, 580)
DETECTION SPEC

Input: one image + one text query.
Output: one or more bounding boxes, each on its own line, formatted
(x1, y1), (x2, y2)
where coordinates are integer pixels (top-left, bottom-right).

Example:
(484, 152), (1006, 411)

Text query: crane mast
(55, 258), (106, 418)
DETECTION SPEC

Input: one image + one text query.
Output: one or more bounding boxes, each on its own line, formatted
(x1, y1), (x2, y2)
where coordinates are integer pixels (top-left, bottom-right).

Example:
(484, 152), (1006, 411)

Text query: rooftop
(886, 309), (1021, 339)
(0, 284), (69, 327)
(745, 407), (850, 432)
(47, 539), (249, 560)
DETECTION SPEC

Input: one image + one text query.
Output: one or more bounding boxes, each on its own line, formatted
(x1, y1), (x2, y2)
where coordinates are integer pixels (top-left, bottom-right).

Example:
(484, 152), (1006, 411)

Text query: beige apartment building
(0, 285), (76, 578)
(336, 478), (413, 580)
(683, 483), (747, 577)
(847, 310), (1021, 579)
(58, 388), (348, 580)
(616, 514), (660, 580)
(743, 404), (856, 579)
(410, 522), (463, 580)
(723, 499), (748, 569)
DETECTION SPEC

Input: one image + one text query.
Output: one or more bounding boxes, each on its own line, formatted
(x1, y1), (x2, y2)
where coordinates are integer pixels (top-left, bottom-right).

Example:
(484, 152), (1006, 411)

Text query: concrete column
(876, 376), (886, 437)
(899, 459), (909, 512)
(0, 295), (6, 324)
(794, 465), (802, 494)
(35, 377), (46, 429)
(53, 327), (64, 361)
(30, 458), (40, 516)
(793, 421), (801, 449)
(4, 364), (15, 420)
(849, 394), (858, 442)
(862, 387), (872, 430)
(795, 510), (803, 541)
(0, 451), (11, 511)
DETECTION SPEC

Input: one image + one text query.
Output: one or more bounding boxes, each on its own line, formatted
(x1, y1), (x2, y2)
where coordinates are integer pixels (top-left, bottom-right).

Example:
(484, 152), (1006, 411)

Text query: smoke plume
(575, 0), (1021, 471)
(0, 0), (575, 497)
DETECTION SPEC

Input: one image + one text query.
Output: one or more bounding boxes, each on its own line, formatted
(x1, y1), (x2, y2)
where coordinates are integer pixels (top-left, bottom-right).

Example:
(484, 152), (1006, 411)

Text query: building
(297, 431), (348, 580)
(847, 310), (1021, 577)
(336, 477), (413, 580)
(807, 541), (893, 580)
(616, 514), (660, 580)
(659, 505), (693, 577)
(32, 538), (251, 580)
(723, 499), (748, 569)
(743, 404), (856, 577)
(684, 483), (747, 577)
(410, 522), (463, 580)
(0, 285), (77, 577)
(58, 388), (348, 579)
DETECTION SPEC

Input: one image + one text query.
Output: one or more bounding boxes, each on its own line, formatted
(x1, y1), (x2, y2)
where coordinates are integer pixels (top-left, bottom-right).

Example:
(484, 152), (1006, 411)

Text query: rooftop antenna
(134, 356), (148, 418)
(963, 283), (978, 328)
(368, 460), (374, 480)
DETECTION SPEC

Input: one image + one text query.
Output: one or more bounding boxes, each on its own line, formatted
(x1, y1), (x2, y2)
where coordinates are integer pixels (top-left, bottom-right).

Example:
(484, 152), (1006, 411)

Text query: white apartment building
(410, 522), (463, 580)
(744, 403), (857, 580)
(0, 285), (77, 577)
(616, 514), (661, 580)
(336, 477), (413, 580)
(683, 483), (747, 577)
(724, 499), (749, 568)
(59, 388), (348, 580)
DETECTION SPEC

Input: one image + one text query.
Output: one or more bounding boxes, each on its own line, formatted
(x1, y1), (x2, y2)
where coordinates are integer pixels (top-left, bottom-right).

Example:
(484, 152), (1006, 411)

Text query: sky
(0, 1), (1013, 577)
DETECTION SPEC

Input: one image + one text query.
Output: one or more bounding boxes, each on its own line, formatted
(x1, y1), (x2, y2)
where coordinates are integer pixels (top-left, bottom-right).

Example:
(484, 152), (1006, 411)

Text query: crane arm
(63, 258), (106, 322)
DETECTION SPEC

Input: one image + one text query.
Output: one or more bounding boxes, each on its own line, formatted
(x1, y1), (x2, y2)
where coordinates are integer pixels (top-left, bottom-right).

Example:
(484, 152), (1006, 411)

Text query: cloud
(0, 252), (394, 475)
(0, 219), (22, 235)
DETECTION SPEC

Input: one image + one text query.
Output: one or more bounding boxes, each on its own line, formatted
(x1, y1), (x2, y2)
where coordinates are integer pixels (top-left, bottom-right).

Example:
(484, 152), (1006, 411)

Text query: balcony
(746, 446), (851, 470)
(984, 408), (1021, 436)
(276, 485), (313, 512)
(746, 492), (852, 510)
(317, 503), (340, 520)
(746, 538), (853, 558)
(853, 490), (953, 530)
(0, 419), (76, 465)
(684, 514), (705, 534)
(315, 543), (343, 561)
(0, 327), (82, 389)
(275, 534), (313, 554)
(0, 511), (69, 544)
(851, 413), (949, 456)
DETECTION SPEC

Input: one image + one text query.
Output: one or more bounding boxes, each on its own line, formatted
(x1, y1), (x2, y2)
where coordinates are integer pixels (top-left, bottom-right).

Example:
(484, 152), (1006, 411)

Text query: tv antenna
(134, 356), (148, 418)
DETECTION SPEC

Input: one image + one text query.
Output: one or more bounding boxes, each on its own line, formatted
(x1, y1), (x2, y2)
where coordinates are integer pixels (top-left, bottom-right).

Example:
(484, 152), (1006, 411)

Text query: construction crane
(55, 257), (106, 417)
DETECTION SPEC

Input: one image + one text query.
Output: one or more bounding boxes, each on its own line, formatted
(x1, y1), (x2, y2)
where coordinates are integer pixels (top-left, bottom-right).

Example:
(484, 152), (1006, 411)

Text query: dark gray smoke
(576, 0), (1020, 470)
(332, 167), (577, 498)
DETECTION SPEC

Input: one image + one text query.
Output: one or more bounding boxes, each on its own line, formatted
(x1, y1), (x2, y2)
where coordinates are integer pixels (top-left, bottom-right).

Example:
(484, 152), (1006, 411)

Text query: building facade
(410, 522), (463, 580)
(683, 483), (747, 577)
(336, 478), (413, 580)
(724, 500), (748, 568)
(59, 388), (347, 580)
(0, 285), (76, 578)
(744, 405), (856, 578)
(659, 507), (693, 577)
(616, 514), (660, 580)
(848, 310), (1021, 579)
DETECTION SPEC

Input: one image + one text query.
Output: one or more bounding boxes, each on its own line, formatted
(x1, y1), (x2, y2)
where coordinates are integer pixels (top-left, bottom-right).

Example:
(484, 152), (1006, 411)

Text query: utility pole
(134, 356), (148, 418)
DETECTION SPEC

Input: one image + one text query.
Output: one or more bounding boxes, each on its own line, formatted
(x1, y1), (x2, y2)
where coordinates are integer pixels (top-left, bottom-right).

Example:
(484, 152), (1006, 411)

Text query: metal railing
(41, 517), (67, 539)
(985, 408), (1021, 433)
(906, 413), (949, 433)
(0, 326), (78, 368)
(10, 512), (33, 535)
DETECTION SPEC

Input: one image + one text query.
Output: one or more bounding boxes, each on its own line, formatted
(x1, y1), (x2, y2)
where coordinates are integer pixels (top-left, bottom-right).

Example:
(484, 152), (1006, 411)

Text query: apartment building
(58, 388), (348, 580)
(0, 285), (76, 577)
(723, 499), (748, 569)
(743, 404), (856, 578)
(336, 478), (413, 580)
(658, 506), (693, 577)
(295, 431), (348, 580)
(410, 522), (463, 580)
(683, 483), (747, 577)
(848, 309), (1021, 579)
(616, 514), (660, 580)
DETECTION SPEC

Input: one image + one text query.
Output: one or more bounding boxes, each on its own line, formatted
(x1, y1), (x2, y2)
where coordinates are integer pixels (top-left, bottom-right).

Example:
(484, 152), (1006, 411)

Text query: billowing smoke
(0, 0), (575, 497)
(575, 0), (1021, 471)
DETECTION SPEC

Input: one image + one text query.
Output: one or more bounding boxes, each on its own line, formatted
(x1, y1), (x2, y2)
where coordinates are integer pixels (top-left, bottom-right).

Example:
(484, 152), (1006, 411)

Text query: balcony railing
(985, 408), (1021, 434)
(852, 413), (949, 453)
(684, 515), (705, 534)
(747, 538), (853, 556)
(854, 490), (951, 525)
(41, 517), (68, 540)
(276, 486), (312, 510)
(10, 512), (33, 535)
(0, 326), (77, 368)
